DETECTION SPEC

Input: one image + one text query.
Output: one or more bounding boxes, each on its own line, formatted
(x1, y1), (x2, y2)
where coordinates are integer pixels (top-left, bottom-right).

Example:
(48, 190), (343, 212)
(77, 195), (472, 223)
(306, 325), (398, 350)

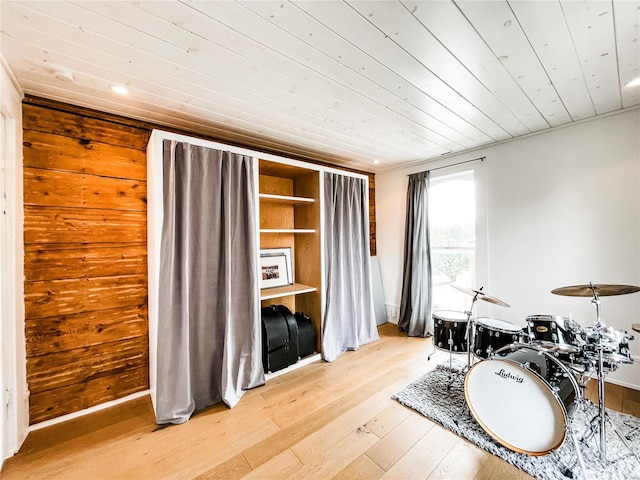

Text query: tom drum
(582, 326), (634, 370)
(464, 345), (580, 456)
(526, 315), (580, 354)
(473, 317), (522, 359)
(432, 310), (469, 353)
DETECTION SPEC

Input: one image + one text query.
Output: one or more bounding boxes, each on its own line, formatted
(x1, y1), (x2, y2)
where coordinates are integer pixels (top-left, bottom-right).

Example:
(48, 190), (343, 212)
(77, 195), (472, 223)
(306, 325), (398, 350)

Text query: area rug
(392, 363), (640, 480)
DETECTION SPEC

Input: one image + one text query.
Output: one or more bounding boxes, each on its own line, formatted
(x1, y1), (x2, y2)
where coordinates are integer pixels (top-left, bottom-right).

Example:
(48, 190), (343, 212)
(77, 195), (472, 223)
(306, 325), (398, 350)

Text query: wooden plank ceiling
(1, 0), (638, 172)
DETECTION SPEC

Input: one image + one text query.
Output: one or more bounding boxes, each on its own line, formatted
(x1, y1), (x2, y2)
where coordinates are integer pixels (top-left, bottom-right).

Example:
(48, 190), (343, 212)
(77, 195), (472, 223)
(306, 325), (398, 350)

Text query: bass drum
(464, 345), (579, 456)
(432, 310), (469, 353)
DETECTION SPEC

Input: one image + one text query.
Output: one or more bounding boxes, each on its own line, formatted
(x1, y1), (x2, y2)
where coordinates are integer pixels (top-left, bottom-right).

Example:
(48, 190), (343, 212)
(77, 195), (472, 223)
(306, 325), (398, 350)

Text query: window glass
(429, 170), (476, 313)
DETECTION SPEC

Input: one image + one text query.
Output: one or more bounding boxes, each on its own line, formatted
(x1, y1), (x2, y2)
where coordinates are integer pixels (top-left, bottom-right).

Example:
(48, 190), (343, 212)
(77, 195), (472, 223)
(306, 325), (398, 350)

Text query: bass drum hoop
(464, 345), (577, 456)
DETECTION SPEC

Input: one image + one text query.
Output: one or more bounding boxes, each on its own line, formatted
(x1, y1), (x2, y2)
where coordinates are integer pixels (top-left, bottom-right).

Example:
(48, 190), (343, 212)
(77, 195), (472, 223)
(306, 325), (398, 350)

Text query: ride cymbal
(451, 284), (511, 307)
(551, 283), (640, 297)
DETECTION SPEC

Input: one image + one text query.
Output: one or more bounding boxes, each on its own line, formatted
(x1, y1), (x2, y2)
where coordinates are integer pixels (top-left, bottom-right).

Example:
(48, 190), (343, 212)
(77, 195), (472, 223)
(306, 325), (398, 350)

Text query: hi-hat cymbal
(451, 284), (511, 307)
(551, 283), (640, 297)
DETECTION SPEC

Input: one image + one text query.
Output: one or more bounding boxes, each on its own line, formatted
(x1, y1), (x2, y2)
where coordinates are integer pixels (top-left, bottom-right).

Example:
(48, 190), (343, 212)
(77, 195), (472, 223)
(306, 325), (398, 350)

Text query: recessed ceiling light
(53, 70), (74, 82)
(111, 85), (129, 95)
(372, 160), (380, 164)
(624, 77), (640, 88)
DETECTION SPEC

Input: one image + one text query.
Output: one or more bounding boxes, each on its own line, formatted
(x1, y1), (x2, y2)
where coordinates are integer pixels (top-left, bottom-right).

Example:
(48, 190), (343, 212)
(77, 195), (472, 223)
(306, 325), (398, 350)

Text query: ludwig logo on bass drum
(495, 368), (523, 384)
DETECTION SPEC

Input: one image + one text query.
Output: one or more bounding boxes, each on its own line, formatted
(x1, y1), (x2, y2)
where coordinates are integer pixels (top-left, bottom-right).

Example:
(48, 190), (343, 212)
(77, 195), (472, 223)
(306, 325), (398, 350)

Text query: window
(429, 170), (476, 313)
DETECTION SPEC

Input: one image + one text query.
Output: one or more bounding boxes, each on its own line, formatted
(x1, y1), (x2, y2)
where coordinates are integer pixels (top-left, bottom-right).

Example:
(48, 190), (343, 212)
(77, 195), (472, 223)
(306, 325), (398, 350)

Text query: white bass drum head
(464, 357), (567, 455)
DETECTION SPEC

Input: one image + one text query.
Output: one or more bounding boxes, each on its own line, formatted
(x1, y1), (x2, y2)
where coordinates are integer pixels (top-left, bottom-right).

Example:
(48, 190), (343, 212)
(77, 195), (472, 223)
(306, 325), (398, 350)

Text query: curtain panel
(322, 172), (378, 362)
(156, 140), (264, 425)
(398, 171), (433, 337)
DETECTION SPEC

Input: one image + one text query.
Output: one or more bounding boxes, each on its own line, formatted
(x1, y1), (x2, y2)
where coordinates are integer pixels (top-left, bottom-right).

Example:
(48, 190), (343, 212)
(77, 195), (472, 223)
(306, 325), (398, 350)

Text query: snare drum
(465, 344), (579, 456)
(473, 317), (522, 359)
(432, 310), (469, 353)
(526, 315), (580, 353)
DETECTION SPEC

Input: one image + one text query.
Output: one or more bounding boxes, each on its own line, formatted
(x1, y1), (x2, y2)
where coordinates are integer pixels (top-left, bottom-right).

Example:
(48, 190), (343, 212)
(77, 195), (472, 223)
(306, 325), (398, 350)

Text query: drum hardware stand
(436, 285), (510, 388)
(445, 298), (479, 389)
(563, 424), (589, 480)
(578, 392), (640, 464)
(551, 281), (640, 464)
(579, 285), (639, 463)
(591, 286), (608, 460)
(443, 329), (465, 388)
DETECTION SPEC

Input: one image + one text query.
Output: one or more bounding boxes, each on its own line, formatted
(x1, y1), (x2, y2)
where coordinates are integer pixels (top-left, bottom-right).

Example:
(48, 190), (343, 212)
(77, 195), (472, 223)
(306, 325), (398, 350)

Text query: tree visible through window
(429, 170), (476, 313)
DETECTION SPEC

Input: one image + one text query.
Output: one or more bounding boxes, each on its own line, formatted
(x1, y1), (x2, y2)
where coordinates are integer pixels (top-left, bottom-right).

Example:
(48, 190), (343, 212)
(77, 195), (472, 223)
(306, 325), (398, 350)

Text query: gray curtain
(398, 171), (432, 337)
(322, 172), (378, 362)
(156, 140), (264, 424)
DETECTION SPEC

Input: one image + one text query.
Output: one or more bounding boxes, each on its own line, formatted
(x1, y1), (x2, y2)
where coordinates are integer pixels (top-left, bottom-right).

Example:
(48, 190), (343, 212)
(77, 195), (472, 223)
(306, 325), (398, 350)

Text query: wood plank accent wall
(23, 102), (150, 424)
(21, 96), (376, 425)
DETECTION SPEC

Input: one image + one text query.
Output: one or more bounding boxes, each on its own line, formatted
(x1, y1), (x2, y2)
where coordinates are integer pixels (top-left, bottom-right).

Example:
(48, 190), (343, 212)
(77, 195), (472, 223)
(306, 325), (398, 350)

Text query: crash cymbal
(551, 283), (640, 297)
(451, 284), (511, 307)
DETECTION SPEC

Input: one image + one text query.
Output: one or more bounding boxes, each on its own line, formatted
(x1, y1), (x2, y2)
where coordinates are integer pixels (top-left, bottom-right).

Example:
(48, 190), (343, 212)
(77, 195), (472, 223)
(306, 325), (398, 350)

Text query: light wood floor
(9, 322), (625, 480)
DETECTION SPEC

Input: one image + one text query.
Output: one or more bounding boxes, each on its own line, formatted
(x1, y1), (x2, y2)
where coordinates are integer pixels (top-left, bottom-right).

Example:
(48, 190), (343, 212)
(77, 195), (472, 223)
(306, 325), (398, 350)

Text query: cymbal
(451, 284), (511, 307)
(551, 283), (640, 297)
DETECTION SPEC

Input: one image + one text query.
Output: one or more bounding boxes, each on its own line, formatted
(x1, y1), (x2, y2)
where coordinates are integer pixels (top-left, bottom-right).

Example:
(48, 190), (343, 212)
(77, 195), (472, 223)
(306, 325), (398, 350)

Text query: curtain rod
(408, 156), (486, 175)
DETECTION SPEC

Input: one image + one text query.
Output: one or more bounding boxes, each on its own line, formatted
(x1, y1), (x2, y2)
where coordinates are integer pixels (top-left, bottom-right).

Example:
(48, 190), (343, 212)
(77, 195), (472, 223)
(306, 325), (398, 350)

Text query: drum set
(428, 282), (638, 471)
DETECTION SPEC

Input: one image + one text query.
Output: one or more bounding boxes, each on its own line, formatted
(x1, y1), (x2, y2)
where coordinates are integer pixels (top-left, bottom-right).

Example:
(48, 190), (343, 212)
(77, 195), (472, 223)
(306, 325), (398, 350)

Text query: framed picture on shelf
(259, 248), (293, 289)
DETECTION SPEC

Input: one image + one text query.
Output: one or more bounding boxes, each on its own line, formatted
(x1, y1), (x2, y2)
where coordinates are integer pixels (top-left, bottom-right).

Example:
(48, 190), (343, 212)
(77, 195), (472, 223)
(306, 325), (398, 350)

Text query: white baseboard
(265, 353), (321, 380)
(29, 390), (151, 432)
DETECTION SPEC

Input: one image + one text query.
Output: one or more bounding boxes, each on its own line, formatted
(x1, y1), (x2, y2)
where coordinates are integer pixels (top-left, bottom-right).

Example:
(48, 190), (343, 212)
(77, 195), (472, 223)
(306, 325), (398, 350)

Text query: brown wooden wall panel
(368, 173), (376, 256)
(24, 206), (146, 245)
(28, 366), (149, 425)
(25, 275), (147, 319)
(26, 306), (148, 357)
(27, 336), (148, 394)
(25, 244), (146, 281)
(24, 168), (147, 211)
(23, 103), (149, 150)
(24, 102), (150, 424)
(23, 130), (147, 180)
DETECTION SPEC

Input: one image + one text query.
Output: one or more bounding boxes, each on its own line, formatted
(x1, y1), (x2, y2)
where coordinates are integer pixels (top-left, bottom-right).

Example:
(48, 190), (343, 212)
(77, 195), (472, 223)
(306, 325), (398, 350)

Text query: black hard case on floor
(261, 305), (317, 373)
(294, 311), (316, 358)
(261, 305), (299, 373)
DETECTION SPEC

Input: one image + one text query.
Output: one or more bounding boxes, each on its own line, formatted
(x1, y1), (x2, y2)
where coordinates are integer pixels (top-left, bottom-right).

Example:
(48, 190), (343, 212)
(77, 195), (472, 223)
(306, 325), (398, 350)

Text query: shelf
(260, 283), (317, 300)
(259, 193), (315, 206)
(260, 228), (316, 234)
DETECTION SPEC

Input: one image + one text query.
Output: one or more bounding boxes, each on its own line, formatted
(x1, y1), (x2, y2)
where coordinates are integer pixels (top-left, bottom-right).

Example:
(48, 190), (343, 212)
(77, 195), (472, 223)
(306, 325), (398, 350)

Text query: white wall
(0, 55), (27, 462)
(377, 108), (640, 390)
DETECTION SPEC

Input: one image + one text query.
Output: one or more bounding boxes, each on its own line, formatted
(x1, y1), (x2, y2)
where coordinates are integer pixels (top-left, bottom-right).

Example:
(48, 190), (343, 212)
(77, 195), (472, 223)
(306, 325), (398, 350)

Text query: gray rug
(392, 363), (640, 480)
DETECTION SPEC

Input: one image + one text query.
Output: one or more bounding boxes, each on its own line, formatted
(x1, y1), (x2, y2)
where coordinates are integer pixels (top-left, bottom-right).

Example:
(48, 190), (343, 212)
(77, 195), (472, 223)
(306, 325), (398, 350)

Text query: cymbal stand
(579, 369), (639, 464)
(445, 289), (480, 389)
(463, 288), (481, 369)
(581, 285), (639, 463)
(591, 285), (607, 460)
